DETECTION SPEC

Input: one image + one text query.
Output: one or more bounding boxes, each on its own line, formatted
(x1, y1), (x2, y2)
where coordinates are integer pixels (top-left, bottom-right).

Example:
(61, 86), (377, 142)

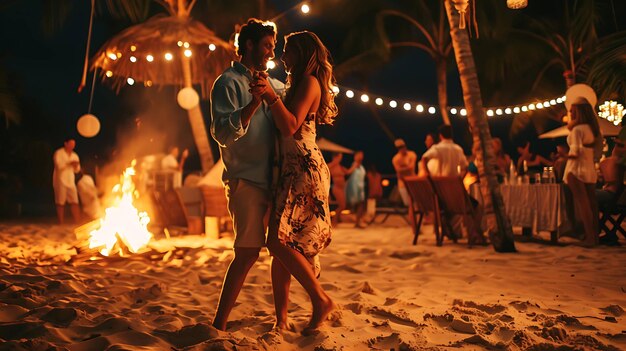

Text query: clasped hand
(249, 71), (276, 103)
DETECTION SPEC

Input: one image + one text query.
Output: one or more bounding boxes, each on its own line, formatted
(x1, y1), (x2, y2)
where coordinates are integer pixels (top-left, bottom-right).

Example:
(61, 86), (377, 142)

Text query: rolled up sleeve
(210, 83), (248, 147)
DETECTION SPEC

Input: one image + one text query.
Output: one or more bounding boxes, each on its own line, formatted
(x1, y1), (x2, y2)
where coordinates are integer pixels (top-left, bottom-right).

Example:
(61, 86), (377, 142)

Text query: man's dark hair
(437, 125), (452, 139)
(64, 137), (75, 143)
(236, 19), (276, 57)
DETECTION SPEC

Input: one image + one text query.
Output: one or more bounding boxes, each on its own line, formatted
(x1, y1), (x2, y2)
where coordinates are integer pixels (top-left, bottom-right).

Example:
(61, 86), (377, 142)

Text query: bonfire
(87, 161), (153, 256)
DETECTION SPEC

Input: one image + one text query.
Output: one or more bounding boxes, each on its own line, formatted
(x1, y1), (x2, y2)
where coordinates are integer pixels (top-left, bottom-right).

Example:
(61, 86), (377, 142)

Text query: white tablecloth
(471, 183), (568, 233)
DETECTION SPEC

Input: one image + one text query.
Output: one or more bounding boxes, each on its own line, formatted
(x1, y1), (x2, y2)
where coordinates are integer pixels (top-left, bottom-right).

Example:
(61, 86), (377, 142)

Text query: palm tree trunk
(435, 58), (451, 125)
(181, 53), (215, 173)
(444, 0), (515, 252)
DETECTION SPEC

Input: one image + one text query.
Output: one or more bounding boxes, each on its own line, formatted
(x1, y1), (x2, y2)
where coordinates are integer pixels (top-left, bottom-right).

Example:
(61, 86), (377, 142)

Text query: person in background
(53, 138), (81, 224)
(161, 146), (189, 188)
(516, 141), (552, 175)
(366, 162), (383, 202)
(553, 143), (570, 182)
(419, 132), (439, 175)
(492, 137), (511, 181)
(75, 171), (102, 220)
(346, 151), (367, 228)
(564, 97), (602, 247)
(420, 125), (468, 177)
(327, 152), (360, 223)
(391, 138), (417, 206)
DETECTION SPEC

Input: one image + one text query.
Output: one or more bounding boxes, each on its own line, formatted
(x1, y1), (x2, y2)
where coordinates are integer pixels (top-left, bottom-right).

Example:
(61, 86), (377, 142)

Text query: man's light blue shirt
(210, 61), (285, 190)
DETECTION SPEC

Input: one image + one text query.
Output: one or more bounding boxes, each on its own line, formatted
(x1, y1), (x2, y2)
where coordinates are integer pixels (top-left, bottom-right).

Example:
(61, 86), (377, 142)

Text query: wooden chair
(199, 185), (231, 234)
(403, 175), (442, 246)
(430, 176), (485, 246)
(598, 157), (626, 241)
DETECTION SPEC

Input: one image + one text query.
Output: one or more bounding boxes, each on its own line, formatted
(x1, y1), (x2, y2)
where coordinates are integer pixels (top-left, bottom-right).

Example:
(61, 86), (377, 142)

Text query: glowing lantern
(177, 87), (200, 110)
(507, 0), (528, 9)
(77, 114), (101, 138)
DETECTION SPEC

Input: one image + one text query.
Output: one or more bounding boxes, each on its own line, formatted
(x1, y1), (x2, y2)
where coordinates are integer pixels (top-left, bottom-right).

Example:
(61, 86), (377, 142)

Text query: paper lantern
(507, 0), (528, 9)
(177, 87), (199, 110)
(565, 84), (597, 110)
(77, 114), (100, 138)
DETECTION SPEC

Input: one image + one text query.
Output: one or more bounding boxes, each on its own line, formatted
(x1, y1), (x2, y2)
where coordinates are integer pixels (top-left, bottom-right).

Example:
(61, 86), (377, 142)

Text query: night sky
(1, 0), (623, 216)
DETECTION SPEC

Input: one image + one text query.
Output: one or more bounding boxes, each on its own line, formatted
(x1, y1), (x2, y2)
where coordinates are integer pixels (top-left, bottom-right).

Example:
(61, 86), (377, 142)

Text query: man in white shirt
(53, 138), (81, 224)
(391, 138), (417, 206)
(161, 146), (188, 188)
(421, 125), (468, 176)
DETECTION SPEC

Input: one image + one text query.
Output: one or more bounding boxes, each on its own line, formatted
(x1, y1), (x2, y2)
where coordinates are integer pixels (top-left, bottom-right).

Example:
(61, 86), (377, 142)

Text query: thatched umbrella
(92, 13), (236, 172)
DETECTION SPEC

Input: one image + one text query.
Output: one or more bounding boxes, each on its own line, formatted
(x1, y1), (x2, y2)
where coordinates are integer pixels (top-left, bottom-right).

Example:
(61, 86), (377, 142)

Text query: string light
(183, 42), (190, 48)
(361, 94), (370, 103)
(332, 85), (566, 118)
(130, 45), (137, 52)
(209, 44), (216, 51)
(127, 77), (135, 85)
(301, 4), (310, 13)
(184, 49), (192, 57)
(129, 56), (137, 62)
(598, 100), (625, 126)
(146, 54), (154, 62)
(164, 52), (173, 61)
(105, 70), (113, 77)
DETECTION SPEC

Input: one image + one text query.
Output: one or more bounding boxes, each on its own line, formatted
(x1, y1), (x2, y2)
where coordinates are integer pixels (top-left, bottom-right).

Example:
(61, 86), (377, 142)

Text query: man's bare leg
(70, 204), (81, 223)
(56, 205), (65, 225)
(212, 247), (260, 331)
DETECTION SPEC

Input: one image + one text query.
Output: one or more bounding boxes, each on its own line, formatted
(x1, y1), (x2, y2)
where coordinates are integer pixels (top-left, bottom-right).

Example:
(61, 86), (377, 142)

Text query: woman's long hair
(283, 31), (338, 125)
(571, 99), (603, 159)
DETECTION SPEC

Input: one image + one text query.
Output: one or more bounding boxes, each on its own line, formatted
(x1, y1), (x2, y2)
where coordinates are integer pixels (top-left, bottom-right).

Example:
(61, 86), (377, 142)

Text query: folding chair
(430, 176), (485, 246)
(403, 175), (442, 246)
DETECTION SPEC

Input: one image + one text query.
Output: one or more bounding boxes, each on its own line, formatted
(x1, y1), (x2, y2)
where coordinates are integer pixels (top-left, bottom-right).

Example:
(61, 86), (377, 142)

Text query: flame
(89, 161), (152, 256)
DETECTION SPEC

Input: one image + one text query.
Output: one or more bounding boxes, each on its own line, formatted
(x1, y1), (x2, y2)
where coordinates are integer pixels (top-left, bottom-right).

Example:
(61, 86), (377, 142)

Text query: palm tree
(375, 1), (453, 125)
(443, 0), (516, 252)
(510, 0), (626, 99)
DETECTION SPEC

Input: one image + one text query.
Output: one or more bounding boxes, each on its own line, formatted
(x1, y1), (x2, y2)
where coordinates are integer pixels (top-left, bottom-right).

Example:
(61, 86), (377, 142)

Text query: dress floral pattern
(273, 113), (332, 277)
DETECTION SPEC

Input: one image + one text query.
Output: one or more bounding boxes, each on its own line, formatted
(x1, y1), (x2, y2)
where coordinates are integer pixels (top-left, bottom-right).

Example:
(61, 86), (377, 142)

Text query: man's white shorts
(225, 179), (270, 248)
(54, 184), (79, 205)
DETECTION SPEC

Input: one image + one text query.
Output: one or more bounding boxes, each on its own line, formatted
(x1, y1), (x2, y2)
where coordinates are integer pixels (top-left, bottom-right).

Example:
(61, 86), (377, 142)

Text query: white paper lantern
(77, 114), (100, 138)
(565, 84), (597, 110)
(177, 87), (199, 110)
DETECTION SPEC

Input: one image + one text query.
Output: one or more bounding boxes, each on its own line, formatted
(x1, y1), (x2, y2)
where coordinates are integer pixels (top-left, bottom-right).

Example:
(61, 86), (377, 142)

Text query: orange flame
(89, 161), (152, 256)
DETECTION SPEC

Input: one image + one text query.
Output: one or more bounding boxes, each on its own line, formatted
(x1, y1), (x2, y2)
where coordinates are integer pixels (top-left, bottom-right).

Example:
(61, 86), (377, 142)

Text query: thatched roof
(92, 14), (236, 97)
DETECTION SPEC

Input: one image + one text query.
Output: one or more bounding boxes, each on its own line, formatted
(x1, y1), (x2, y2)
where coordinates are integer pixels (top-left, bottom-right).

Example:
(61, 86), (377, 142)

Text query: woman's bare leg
(271, 256), (291, 329)
(332, 186), (346, 223)
(567, 174), (597, 246)
(267, 234), (334, 332)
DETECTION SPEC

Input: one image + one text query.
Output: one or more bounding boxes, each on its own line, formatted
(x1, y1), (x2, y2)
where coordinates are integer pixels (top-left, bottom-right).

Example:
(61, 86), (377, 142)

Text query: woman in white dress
(563, 97), (602, 246)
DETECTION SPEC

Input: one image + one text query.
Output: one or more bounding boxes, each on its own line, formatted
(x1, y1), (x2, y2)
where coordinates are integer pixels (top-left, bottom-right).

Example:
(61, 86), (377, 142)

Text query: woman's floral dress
(273, 113), (332, 277)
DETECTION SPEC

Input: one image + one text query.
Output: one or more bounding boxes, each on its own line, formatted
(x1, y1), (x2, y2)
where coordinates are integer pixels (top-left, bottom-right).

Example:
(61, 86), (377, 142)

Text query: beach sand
(0, 218), (624, 350)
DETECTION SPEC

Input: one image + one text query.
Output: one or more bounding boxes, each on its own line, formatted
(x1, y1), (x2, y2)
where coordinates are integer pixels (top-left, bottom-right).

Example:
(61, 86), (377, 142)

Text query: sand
(0, 218), (624, 350)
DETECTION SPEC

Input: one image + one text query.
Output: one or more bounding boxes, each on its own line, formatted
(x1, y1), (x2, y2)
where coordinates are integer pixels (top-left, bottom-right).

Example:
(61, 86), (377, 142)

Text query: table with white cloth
(470, 183), (571, 242)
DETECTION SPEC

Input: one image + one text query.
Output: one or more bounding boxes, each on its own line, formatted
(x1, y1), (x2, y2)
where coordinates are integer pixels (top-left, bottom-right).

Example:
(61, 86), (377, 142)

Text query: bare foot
(273, 321), (295, 332)
(302, 296), (336, 335)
